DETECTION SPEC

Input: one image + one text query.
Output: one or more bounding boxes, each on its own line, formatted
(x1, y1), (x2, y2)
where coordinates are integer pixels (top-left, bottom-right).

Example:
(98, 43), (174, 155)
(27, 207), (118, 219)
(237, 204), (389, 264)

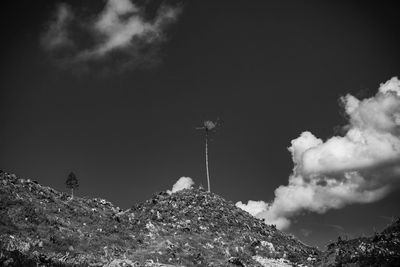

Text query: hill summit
(0, 171), (318, 266)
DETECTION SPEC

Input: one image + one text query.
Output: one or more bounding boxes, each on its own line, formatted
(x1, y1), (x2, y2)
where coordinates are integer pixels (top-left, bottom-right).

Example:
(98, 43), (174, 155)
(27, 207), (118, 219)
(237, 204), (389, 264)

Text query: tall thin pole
(205, 129), (210, 192)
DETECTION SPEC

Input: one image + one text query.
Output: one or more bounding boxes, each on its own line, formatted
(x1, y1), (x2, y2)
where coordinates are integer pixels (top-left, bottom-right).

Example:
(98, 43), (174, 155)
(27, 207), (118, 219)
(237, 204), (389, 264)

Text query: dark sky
(1, 0), (399, 249)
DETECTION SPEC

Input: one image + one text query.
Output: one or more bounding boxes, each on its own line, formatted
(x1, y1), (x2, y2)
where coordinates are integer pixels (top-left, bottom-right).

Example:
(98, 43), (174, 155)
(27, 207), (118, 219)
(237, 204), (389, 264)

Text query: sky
(1, 0), (399, 249)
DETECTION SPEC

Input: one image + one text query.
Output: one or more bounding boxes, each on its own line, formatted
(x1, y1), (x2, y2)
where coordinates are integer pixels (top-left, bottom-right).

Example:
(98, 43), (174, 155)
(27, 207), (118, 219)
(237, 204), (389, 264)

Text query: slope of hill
(0, 171), (319, 266)
(317, 218), (400, 267)
(2, 170), (399, 267)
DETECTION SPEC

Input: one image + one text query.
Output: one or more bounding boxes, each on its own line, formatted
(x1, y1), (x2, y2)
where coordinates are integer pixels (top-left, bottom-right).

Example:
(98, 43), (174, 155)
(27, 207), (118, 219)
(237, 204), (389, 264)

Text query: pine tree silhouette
(66, 172), (79, 199)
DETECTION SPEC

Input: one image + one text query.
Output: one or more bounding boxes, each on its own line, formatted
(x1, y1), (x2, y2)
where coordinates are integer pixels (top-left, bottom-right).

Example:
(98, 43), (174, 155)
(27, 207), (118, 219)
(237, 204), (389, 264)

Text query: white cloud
(90, 0), (145, 56)
(236, 200), (268, 216)
(237, 77), (400, 230)
(41, 0), (182, 69)
(168, 177), (195, 194)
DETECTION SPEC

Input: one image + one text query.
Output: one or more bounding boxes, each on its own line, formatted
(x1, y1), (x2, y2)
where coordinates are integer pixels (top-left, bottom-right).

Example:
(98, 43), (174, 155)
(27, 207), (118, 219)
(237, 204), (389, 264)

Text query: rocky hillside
(317, 218), (400, 267)
(1, 170), (399, 267)
(0, 171), (318, 266)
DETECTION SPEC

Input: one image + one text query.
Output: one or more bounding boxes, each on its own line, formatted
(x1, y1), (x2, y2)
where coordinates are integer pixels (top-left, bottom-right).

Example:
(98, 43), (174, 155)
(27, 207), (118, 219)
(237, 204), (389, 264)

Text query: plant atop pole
(196, 120), (219, 192)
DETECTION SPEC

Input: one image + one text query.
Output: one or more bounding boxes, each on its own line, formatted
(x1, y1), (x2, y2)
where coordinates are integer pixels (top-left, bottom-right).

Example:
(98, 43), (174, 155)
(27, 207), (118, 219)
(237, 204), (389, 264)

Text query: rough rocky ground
(316, 218), (400, 266)
(0, 170), (399, 266)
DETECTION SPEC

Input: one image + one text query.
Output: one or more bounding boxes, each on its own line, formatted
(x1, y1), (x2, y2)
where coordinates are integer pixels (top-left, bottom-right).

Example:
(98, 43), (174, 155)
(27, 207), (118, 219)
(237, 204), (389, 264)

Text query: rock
(228, 256), (245, 266)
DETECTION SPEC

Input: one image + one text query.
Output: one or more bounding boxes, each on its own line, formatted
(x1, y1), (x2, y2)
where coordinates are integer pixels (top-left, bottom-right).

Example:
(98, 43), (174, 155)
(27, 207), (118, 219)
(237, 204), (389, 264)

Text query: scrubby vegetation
(0, 171), (319, 266)
(317, 218), (400, 266)
(0, 170), (399, 266)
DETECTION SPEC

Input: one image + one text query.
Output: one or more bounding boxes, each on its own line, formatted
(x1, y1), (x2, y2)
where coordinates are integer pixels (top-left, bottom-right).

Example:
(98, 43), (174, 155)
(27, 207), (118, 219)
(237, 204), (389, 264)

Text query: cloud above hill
(41, 0), (182, 71)
(168, 177), (195, 194)
(237, 77), (400, 230)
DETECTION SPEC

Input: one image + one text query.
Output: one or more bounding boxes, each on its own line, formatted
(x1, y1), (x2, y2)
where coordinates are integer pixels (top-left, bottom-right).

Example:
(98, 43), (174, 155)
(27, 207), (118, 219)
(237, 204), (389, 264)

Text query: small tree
(66, 172), (79, 199)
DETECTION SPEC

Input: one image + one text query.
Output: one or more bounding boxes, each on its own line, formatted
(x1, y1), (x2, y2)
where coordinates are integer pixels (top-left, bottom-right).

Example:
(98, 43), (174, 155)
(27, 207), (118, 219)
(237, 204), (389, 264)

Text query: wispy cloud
(41, 0), (182, 71)
(41, 4), (73, 51)
(323, 223), (345, 232)
(237, 77), (400, 230)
